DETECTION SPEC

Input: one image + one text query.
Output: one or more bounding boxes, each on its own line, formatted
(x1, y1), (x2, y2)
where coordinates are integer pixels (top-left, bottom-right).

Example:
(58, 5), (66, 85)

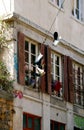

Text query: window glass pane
(73, 62), (83, 106)
(25, 41), (29, 51)
(57, 56), (59, 65)
(57, 0), (59, 6)
(34, 118), (40, 130)
(25, 52), (29, 62)
(31, 55), (35, 64)
(50, 122), (53, 130)
(55, 66), (59, 76)
(27, 117), (32, 128)
(23, 114), (27, 128)
(60, 124), (65, 130)
(55, 76), (59, 81)
(31, 43), (35, 54)
(76, 0), (79, 9)
(54, 122), (58, 130)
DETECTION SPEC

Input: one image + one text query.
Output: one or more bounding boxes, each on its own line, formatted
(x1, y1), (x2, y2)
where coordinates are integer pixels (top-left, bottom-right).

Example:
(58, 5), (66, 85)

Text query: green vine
(0, 20), (14, 93)
(0, 20), (8, 49)
(0, 61), (14, 93)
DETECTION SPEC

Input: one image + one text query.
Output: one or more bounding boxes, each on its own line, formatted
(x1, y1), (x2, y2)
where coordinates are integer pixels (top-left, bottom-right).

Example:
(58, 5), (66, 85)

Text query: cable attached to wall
(1, 0), (8, 14)
(43, 0), (65, 44)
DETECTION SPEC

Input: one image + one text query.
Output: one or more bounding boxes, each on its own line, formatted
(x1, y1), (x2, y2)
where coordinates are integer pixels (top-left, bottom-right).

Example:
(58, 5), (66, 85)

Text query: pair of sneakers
(35, 53), (45, 76)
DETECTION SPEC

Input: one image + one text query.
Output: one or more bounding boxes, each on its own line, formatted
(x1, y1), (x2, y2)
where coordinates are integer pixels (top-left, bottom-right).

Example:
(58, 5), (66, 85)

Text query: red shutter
(67, 56), (74, 103)
(40, 44), (51, 94)
(46, 45), (51, 94)
(18, 32), (25, 85)
(40, 43), (46, 93)
(63, 55), (69, 101)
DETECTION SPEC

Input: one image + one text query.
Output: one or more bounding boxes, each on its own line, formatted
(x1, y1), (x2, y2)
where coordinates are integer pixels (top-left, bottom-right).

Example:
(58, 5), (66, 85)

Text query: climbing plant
(0, 20), (8, 49)
(0, 61), (14, 93)
(0, 19), (14, 93)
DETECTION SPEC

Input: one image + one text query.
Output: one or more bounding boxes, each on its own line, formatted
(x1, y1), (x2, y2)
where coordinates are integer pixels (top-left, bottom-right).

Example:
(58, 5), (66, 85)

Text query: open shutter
(18, 32), (25, 85)
(40, 43), (46, 93)
(40, 44), (51, 94)
(46, 45), (51, 94)
(83, 66), (84, 107)
(63, 55), (69, 101)
(67, 56), (74, 103)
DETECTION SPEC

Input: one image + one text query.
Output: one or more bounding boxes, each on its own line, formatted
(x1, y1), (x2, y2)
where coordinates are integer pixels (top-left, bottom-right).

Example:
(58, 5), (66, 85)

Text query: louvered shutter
(40, 43), (46, 93)
(82, 66), (84, 108)
(40, 44), (51, 94)
(46, 45), (51, 94)
(18, 32), (25, 85)
(67, 56), (74, 103)
(63, 55), (69, 101)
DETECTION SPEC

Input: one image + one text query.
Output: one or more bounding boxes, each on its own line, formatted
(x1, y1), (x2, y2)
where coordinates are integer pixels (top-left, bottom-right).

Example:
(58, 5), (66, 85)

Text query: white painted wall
(0, 0), (14, 16)
(0, 0), (84, 50)
(13, 0), (84, 50)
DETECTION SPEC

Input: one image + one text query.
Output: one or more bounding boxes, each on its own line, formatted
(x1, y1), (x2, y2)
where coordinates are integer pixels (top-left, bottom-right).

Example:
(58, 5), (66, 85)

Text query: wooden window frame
(51, 52), (62, 82)
(50, 0), (63, 8)
(51, 52), (63, 98)
(24, 38), (41, 89)
(50, 120), (65, 130)
(72, 0), (84, 21)
(23, 112), (41, 130)
(73, 62), (84, 106)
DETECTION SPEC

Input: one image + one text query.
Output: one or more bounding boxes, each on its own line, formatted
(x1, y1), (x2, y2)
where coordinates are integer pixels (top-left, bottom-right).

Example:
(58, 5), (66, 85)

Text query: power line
(43, 0), (65, 43)
(2, 0), (7, 14)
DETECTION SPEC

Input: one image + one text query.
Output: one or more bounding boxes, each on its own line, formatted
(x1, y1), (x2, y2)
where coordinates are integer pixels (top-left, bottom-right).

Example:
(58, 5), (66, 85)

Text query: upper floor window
(18, 32), (50, 93)
(73, 62), (84, 106)
(51, 0), (64, 8)
(24, 39), (40, 89)
(72, 0), (84, 22)
(51, 120), (65, 130)
(51, 52), (63, 98)
(23, 113), (41, 130)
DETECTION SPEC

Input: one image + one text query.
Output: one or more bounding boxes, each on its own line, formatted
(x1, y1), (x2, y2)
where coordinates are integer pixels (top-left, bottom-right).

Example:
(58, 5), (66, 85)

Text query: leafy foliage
(0, 61), (14, 93)
(0, 20), (14, 93)
(0, 20), (9, 49)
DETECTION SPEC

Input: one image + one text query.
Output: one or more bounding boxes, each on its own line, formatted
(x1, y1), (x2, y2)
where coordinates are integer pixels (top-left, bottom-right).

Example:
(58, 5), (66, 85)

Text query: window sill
(24, 85), (40, 92)
(71, 15), (84, 25)
(51, 94), (63, 101)
(74, 104), (84, 109)
(48, 0), (64, 12)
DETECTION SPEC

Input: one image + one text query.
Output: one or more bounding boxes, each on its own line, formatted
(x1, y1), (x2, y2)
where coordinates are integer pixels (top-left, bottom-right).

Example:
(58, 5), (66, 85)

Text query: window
(50, 120), (65, 130)
(18, 32), (51, 93)
(51, 52), (63, 98)
(51, 0), (64, 8)
(72, 0), (84, 21)
(24, 39), (40, 89)
(73, 62), (84, 106)
(23, 113), (41, 130)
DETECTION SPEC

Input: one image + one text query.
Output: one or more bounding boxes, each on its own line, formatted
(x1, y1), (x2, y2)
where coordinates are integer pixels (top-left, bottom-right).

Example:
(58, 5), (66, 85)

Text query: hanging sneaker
(35, 53), (43, 64)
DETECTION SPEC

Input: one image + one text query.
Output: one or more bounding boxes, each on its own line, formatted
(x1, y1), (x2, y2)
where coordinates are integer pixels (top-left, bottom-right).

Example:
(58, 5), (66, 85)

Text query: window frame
(51, 52), (62, 82)
(72, 0), (84, 21)
(72, 61), (84, 107)
(23, 112), (41, 130)
(24, 38), (40, 89)
(50, 120), (65, 130)
(51, 52), (63, 98)
(50, 0), (64, 8)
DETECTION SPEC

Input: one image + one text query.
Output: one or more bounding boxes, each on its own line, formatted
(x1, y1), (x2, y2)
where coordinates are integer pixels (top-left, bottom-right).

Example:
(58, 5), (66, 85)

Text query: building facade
(0, 0), (84, 130)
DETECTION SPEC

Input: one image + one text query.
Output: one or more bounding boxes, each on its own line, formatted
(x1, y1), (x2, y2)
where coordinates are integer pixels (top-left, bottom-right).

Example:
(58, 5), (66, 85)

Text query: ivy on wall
(0, 19), (14, 94)
(0, 20), (9, 49)
(0, 61), (14, 93)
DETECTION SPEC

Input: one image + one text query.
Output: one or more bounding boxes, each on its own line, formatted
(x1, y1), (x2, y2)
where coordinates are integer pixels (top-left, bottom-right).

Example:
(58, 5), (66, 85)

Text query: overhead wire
(1, 0), (8, 14)
(43, 0), (66, 43)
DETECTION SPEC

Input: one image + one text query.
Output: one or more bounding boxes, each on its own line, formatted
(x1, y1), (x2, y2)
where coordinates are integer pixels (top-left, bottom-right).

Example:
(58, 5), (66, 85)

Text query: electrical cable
(43, 0), (66, 43)
(1, 0), (7, 14)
